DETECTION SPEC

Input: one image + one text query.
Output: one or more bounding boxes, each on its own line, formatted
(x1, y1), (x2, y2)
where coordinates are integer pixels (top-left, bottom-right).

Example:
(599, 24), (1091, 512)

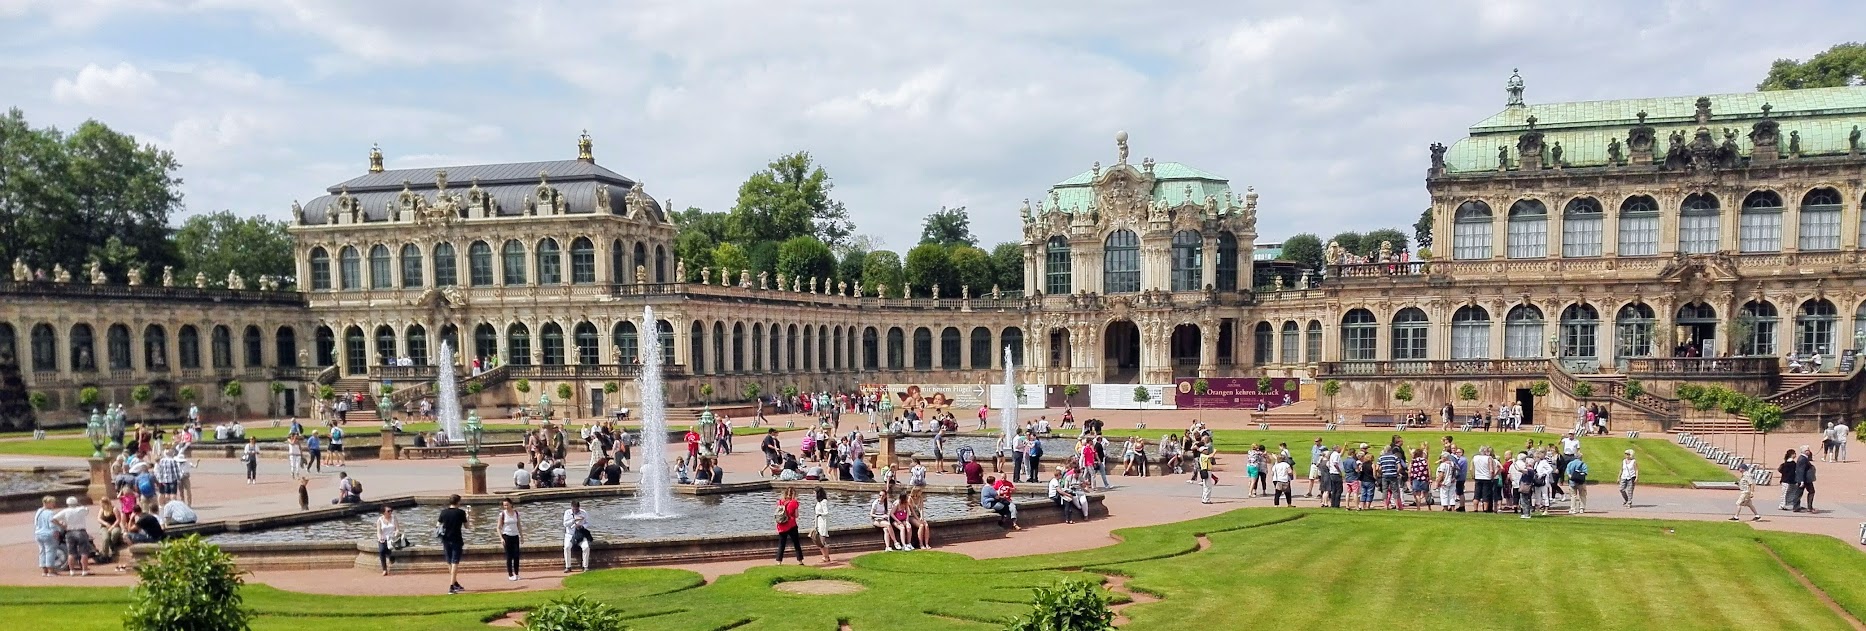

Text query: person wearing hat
(1617, 449), (1639, 508)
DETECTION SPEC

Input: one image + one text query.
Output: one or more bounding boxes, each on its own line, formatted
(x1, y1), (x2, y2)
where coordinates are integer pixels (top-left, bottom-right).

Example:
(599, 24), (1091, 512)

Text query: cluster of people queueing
(1272, 432), (1640, 518)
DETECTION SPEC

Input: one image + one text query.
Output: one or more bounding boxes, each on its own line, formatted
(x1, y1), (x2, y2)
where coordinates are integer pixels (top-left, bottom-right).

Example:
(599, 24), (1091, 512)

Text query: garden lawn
(1100, 429), (1733, 486)
(0, 423), (442, 459)
(3, 508), (1860, 629)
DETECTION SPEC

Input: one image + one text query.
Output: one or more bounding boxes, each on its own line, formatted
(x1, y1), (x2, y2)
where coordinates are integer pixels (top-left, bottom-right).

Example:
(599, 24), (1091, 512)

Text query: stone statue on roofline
(87, 260), (104, 285)
(758, 271), (768, 290)
(992, 283), (1001, 298)
(194, 271), (207, 288)
(227, 271), (245, 290)
(739, 269), (751, 288)
(962, 285), (970, 300)
(931, 284), (941, 301)
(52, 264), (70, 283)
(11, 258), (26, 282)
(636, 265), (648, 284)
(1325, 240), (1344, 266)
(127, 267), (142, 286)
(675, 259), (686, 282)
(1273, 275), (1284, 292)
(854, 283), (864, 298)
(1607, 137), (1624, 165)
(1789, 130), (1802, 156)
(161, 266), (174, 287)
(838, 280), (847, 296)
(700, 267), (711, 285)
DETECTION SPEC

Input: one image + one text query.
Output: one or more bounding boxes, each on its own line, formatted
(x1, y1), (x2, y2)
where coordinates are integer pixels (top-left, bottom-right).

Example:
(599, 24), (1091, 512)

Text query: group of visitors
(1774, 445), (1823, 513)
(1293, 433), (1638, 518)
(33, 488), (182, 577)
(1820, 421), (1851, 462)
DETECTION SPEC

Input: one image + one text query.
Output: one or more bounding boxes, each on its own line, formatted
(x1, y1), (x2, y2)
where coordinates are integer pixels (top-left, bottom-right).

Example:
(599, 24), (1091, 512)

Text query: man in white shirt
(562, 501), (592, 572)
(1009, 433), (1028, 482)
(1836, 422), (1850, 462)
(513, 463), (533, 489)
(158, 498), (197, 526)
(1618, 449), (1639, 508)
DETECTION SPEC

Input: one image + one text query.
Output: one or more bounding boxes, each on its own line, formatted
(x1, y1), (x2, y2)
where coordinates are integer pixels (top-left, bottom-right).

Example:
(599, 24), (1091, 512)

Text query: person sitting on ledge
(603, 457), (623, 485)
(585, 458), (608, 486)
(229, 421), (245, 440)
(676, 460), (693, 484)
(157, 497), (196, 527)
(850, 456), (876, 483)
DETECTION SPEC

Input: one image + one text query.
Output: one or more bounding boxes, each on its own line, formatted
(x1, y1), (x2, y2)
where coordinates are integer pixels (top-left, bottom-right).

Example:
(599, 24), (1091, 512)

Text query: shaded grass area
(3, 508), (1857, 629)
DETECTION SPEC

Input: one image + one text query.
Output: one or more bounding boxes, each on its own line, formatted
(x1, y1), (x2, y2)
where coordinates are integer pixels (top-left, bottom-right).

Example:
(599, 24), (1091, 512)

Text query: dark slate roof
(299, 160), (665, 224)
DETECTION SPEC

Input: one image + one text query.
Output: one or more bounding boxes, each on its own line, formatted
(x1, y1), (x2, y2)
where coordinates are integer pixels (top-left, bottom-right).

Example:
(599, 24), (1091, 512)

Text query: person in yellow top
(1197, 448), (1216, 504)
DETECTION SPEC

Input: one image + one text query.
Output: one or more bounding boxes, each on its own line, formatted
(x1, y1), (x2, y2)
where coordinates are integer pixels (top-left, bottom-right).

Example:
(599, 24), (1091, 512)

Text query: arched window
(913, 327), (933, 370)
(0, 323), (11, 365)
(399, 244), (423, 288)
(368, 244), (392, 289)
(1503, 305), (1545, 359)
(1738, 191), (1783, 253)
(1002, 327), (1024, 366)
(612, 240), (628, 283)
(507, 323), (532, 366)
(1796, 299), (1837, 357)
(243, 325), (263, 367)
(573, 321), (598, 365)
(655, 245), (668, 283)
(143, 324), (167, 371)
(1170, 230), (1203, 291)
(1451, 306), (1491, 359)
(1452, 201), (1494, 260)
(970, 327), (993, 369)
(30, 323), (56, 371)
(818, 325), (830, 371)
(1738, 301), (1779, 356)
(210, 325), (232, 369)
(1617, 195), (1660, 256)
(1506, 199), (1548, 259)
(1305, 321), (1322, 363)
(1102, 229), (1140, 293)
(657, 320), (675, 365)
(309, 247), (332, 290)
(1045, 236), (1072, 294)
(1615, 303), (1656, 358)
(406, 325), (429, 366)
(1679, 193), (1722, 254)
(338, 246), (361, 290)
(886, 327), (905, 370)
(802, 326), (814, 371)
(373, 325), (395, 365)
(1392, 307), (1429, 360)
(540, 322), (565, 366)
(69, 323), (96, 371)
(108, 324), (134, 369)
(343, 326), (366, 374)
(1559, 304), (1600, 359)
(751, 323), (765, 371)
(473, 323), (498, 361)
(1561, 197), (1603, 257)
(1800, 188), (1843, 251)
(711, 322), (725, 374)
(940, 327), (962, 370)
(433, 242), (458, 287)
(1341, 310), (1378, 361)
(570, 237), (596, 284)
(1279, 321), (1299, 363)
(275, 327), (298, 367)
(633, 242), (648, 280)
(727, 322), (745, 372)
(613, 320), (639, 364)
(536, 238), (562, 284)
(863, 327), (880, 370)
(773, 323), (784, 371)
(1216, 231), (1239, 291)
(177, 325), (200, 370)
(502, 240), (528, 285)
(1253, 322), (1275, 363)
(467, 241), (494, 286)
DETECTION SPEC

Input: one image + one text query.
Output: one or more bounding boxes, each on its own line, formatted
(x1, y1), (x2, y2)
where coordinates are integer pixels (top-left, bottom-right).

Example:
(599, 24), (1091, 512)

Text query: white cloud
(51, 61), (158, 104)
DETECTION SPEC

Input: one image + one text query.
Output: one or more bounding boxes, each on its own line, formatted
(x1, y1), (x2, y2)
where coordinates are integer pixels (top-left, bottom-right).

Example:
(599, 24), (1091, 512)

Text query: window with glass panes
(1559, 304), (1599, 358)
(339, 246), (361, 289)
(433, 243), (458, 287)
(1391, 308), (1429, 360)
(310, 248), (331, 290)
(1451, 306), (1491, 359)
(1452, 201), (1494, 260)
(1253, 323), (1275, 364)
(614, 321), (639, 364)
(1796, 300), (1837, 356)
(1739, 191), (1783, 253)
(1216, 232), (1239, 291)
(407, 326), (428, 365)
(1503, 305), (1544, 359)
(574, 323), (598, 365)
(1103, 230), (1140, 292)
(468, 242), (493, 286)
(540, 324), (564, 365)
(1738, 301), (1778, 356)
(1679, 194), (1722, 254)
(506, 324), (531, 365)
(343, 327), (366, 374)
(473, 324), (497, 361)
(1506, 200), (1548, 258)
(1615, 303), (1655, 358)
(502, 240), (528, 284)
(1045, 237), (1071, 294)
(1170, 230), (1202, 291)
(1279, 322), (1299, 363)
(1305, 321), (1322, 364)
(369, 245), (392, 289)
(570, 238), (596, 283)
(536, 239), (561, 284)
(1617, 196), (1660, 256)
(1342, 310), (1378, 361)
(400, 244), (423, 288)
(1561, 198), (1603, 257)
(1799, 189), (1842, 251)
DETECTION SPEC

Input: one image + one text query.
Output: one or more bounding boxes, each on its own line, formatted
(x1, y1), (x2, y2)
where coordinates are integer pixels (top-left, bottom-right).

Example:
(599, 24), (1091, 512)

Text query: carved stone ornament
(161, 266), (174, 287)
(758, 271), (769, 290)
(962, 285), (970, 300)
(1428, 143), (1447, 170)
(127, 267), (142, 286)
(700, 267), (711, 285)
(10, 258), (25, 282)
(636, 265), (648, 284)
(675, 259), (686, 282)
(1627, 111), (1655, 154)
(1607, 137), (1624, 165)
(226, 271), (245, 290)
(53, 264), (69, 283)
(194, 271), (207, 288)
(838, 280), (847, 296)
(740, 269), (752, 289)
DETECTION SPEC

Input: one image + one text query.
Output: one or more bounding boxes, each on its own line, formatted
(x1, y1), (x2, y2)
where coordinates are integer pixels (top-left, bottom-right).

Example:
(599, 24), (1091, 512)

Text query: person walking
(810, 487), (833, 564)
(1563, 450), (1589, 514)
(436, 495), (468, 593)
(563, 500), (592, 572)
(1730, 464), (1762, 522)
(774, 488), (804, 565)
(1796, 446), (1818, 513)
(1836, 421), (1851, 463)
(307, 431), (323, 473)
(1270, 454), (1294, 506)
(1776, 449), (1801, 511)
(1617, 449), (1639, 508)
(497, 498), (523, 581)
(375, 505), (400, 575)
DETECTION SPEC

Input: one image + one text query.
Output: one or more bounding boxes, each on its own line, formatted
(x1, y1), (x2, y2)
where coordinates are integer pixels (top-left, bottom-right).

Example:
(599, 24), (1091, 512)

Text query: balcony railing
(1318, 359), (1549, 377)
(0, 279), (305, 305)
(1624, 357), (1778, 376)
(1329, 261), (1428, 280)
(501, 363), (690, 380)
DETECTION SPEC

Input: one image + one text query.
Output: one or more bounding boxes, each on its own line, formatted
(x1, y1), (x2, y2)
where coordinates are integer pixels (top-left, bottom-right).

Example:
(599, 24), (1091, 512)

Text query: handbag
(392, 532), (412, 550)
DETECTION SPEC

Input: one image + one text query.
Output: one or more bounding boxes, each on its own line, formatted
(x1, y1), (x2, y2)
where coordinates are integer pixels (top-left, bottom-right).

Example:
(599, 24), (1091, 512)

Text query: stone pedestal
(87, 457), (110, 504)
(379, 433), (398, 460)
(462, 462), (488, 495)
(878, 433), (897, 470)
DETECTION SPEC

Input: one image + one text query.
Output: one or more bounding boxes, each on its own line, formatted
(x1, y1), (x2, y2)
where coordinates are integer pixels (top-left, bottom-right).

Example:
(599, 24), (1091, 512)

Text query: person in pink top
(1079, 441), (1098, 492)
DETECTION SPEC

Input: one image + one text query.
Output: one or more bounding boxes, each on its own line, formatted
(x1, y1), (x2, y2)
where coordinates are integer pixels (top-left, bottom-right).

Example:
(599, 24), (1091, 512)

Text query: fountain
(633, 304), (673, 517)
(1000, 345), (1017, 443)
(436, 341), (464, 442)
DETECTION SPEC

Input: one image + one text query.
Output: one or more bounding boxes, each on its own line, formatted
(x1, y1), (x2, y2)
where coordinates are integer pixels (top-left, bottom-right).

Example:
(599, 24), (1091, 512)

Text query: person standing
(375, 505), (400, 575)
(1024, 432), (1044, 484)
(1009, 431), (1027, 483)
(1563, 450), (1589, 514)
(563, 500), (592, 572)
(1730, 465), (1762, 522)
(285, 433), (304, 479)
(1197, 446), (1215, 505)
(810, 488), (833, 563)
(1323, 446), (1344, 508)
(1796, 446), (1818, 513)
(243, 437), (260, 484)
(1836, 421), (1851, 463)
(774, 488), (804, 565)
(436, 495), (468, 593)
(1617, 449), (1639, 508)
(1777, 448), (1801, 511)
(34, 496), (61, 577)
(307, 431), (323, 473)
(497, 498), (523, 581)
(329, 425), (346, 467)
(53, 497), (92, 576)
(1270, 454), (1294, 506)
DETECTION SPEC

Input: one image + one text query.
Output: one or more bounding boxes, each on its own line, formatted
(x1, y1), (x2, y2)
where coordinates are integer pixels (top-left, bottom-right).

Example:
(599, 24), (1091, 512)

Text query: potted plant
(743, 382), (762, 403)
(698, 383), (715, 403)
(1456, 383), (1478, 403)
(27, 391), (50, 413)
(130, 384), (153, 407)
(178, 386), (199, 403)
(78, 386), (101, 409)
(515, 379), (532, 394)
(1572, 381), (1595, 398)
(1393, 382), (1415, 415)
(1132, 386), (1152, 429)
(222, 381), (245, 418)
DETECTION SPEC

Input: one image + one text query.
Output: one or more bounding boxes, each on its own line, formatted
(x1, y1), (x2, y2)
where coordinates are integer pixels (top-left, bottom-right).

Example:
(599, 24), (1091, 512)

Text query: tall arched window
(69, 323), (95, 371)
(143, 324), (167, 371)
(275, 327), (298, 367)
(399, 244), (423, 288)
(343, 326), (366, 374)
(536, 238), (562, 284)
(1103, 229), (1140, 293)
(612, 240), (627, 283)
(1170, 230), (1203, 291)
(0, 323), (12, 364)
(657, 320), (674, 365)
(406, 325), (429, 365)
(912, 327), (932, 370)
(1392, 308), (1429, 360)
(570, 237), (596, 284)
(1796, 299), (1837, 357)
(1739, 191), (1783, 253)
(613, 320), (639, 364)
(1679, 193), (1723, 254)
(373, 325), (395, 365)
(1503, 305), (1545, 359)
(473, 323), (498, 361)
(886, 327), (905, 370)
(711, 322), (725, 374)
(751, 323), (765, 371)
(1002, 327), (1024, 366)
(1305, 321), (1322, 363)
(338, 246), (361, 290)
(309, 247), (332, 290)
(1615, 303), (1656, 358)
(1559, 304), (1600, 359)
(731, 323), (746, 372)
(1738, 300), (1778, 356)
(467, 241), (494, 286)
(178, 325), (200, 369)
(1561, 197), (1603, 257)
(433, 242), (458, 287)
(30, 323), (56, 371)
(210, 325), (232, 369)
(1279, 321), (1299, 363)
(1452, 201), (1494, 260)
(1617, 195), (1660, 256)
(860, 327), (879, 370)
(633, 242), (648, 279)
(1045, 236), (1072, 294)
(573, 321), (598, 365)
(368, 244), (392, 289)
(507, 323), (532, 365)
(1341, 310), (1377, 361)
(655, 245), (668, 283)
(1506, 199), (1548, 259)
(243, 325), (263, 367)
(1800, 188), (1842, 251)
(1253, 322), (1275, 363)
(1451, 306), (1491, 359)
(1216, 231), (1239, 291)
(940, 327), (961, 370)
(802, 326), (814, 371)
(970, 327), (993, 369)
(502, 240), (528, 285)
(110, 324), (135, 370)
(540, 322), (566, 365)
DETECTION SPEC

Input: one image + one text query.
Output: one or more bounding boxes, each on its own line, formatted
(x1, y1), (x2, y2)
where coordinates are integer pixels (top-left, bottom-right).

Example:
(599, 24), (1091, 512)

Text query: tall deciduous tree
(1759, 43), (1866, 90)
(903, 244), (954, 297)
(1413, 208), (1434, 250)
(1327, 232), (1363, 259)
(711, 242), (750, 276)
(919, 206), (976, 247)
(836, 248), (867, 288)
(1279, 233), (1324, 271)
(989, 242), (1023, 292)
(948, 245), (994, 296)
(861, 250), (903, 296)
(775, 235), (836, 285)
(0, 110), (182, 277)
(671, 207), (729, 281)
(728, 151), (851, 247)
(174, 211), (295, 287)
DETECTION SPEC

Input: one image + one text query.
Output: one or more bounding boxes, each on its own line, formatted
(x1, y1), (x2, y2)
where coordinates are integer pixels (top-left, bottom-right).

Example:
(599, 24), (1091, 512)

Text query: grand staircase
(1254, 399), (1329, 428)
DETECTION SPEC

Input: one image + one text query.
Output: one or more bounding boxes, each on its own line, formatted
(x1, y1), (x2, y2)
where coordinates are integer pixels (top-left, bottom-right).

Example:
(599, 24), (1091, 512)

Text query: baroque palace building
(3, 76), (1864, 431)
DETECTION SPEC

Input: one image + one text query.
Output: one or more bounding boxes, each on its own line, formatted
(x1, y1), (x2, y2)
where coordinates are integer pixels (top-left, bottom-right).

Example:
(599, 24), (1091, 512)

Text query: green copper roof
(1445, 85), (1866, 174)
(1044, 162), (1233, 214)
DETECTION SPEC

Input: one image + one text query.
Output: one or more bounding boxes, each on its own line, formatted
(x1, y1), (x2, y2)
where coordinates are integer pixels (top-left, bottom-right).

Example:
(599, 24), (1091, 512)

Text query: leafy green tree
(0, 110), (183, 278)
(78, 386), (100, 408)
(862, 250), (903, 296)
(1413, 208), (1434, 249)
(1279, 233), (1324, 271)
(1328, 232), (1364, 259)
(1361, 228), (1410, 256)
(1759, 43), (1866, 90)
(948, 245), (995, 295)
(671, 207), (730, 280)
(836, 248), (867, 288)
(903, 243), (954, 297)
(775, 235), (836, 285)
(131, 384), (153, 405)
(123, 535), (253, 631)
(989, 242), (1024, 292)
(711, 242), (750, 277)
(746, 240), (779, 278)
(727, 151), (851, 247)
(174, 210), (296, 288)
(920, 206), (976, 247)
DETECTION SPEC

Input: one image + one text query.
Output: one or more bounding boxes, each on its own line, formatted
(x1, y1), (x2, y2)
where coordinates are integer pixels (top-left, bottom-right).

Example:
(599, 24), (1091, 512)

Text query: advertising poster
(1172, 377), (1302, 409)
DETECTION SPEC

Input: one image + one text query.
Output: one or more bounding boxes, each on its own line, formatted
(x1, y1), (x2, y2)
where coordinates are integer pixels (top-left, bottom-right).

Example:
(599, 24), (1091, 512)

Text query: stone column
(1197, 323), (1217, 377)
(1200, 240), (1217, 290)
(1546, 210), (1565, 258)
(1491, 213), (1507, 259)
(1782, 206), (1802, 253)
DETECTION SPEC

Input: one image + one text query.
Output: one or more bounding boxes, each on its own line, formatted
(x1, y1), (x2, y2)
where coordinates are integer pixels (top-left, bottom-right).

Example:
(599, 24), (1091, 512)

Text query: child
(1730, 464), (1762, 522)
(297, 477), (310, 511)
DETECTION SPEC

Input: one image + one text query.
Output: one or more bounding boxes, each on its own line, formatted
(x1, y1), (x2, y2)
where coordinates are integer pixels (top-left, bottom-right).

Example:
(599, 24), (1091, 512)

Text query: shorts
(1411, 479), (1428, 493)
(331, 444), (344, 454)
(157, 482), (177, 494)
(872, 519), (890, 529)
(1307, 464), (1320, 480)
(1359, 483), (1376, 503)
(442, 540), (464, 564)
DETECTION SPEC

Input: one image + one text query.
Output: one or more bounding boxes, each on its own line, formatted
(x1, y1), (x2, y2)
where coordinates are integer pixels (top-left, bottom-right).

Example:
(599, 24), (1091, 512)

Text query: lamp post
(85, 411), (112, 503)
(461, 408), (488, 494)
(86, 412), (105, 459)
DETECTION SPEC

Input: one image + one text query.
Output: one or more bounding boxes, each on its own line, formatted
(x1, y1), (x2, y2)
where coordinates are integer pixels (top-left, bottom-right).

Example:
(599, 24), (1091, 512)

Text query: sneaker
(564, 566), (572, 573)
(902, 544), (915, 551)
(1751, 516), (1763, 522)
(508, 575), (518, 581)
(1520, 514), (1530, 520)
(1727, 516), (1739, 521)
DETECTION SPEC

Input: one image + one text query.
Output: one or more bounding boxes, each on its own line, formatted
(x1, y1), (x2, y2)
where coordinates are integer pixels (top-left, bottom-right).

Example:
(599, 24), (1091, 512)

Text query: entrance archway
(1103, 320), (1140, 383)
(1170, 324), (1201, 376)
(1675, 302), (1718, 357)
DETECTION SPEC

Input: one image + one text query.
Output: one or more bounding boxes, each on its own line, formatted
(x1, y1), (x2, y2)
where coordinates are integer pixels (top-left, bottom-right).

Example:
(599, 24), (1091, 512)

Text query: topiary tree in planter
(1003, 579), (1114, 631)
(28, 391), (50, 412)
(1456, 383), (1478, 402)
(1624, 379), (1645, 399)
(78, 386), (102, 409)
(1321, 379), (1342, 417)
(222, 381), (245, 417)
(269, 381), (287, 416)
(1392, 382), (1415, 414)
(515, 379), (532, 394)
(698, 383), (715, 403)
(465, 381), (485, 395)
(1572, 381), (1595, 398)
(1527, 381), (1550, 427)
(603, 381), (619, 394)
(130, 384), (154, 406)
(1132, 386), (1152, 429)
(743, 382), (762, 403)
(123, 535), (252, 631)
(178, 386), (199, 404)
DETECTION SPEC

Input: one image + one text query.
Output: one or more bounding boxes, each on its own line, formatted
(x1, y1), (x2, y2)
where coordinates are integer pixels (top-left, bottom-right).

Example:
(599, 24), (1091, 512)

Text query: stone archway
(1169, 324), (1201, 377)
(1103, 319), (1140, 384)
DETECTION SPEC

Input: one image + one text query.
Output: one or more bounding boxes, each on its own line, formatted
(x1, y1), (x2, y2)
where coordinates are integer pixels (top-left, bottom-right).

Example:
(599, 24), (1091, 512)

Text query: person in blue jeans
(1023, 432), (1043, 483)
(306, 431), (323, 473)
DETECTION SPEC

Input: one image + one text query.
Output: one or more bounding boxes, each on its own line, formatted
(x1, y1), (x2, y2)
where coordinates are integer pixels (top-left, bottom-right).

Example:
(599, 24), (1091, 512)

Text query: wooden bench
(1360, 415), (1397, 428)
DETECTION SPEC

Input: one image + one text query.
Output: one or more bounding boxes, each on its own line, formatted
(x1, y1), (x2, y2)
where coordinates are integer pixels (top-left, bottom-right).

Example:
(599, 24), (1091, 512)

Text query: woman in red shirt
(774, 487), (803, 565)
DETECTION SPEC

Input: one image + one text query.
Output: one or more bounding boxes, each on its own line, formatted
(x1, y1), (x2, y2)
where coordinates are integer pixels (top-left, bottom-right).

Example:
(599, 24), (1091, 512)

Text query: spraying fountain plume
(436, 341), (463, 441)
(1000, 345), (1017, 444)
(634, 304), (674, 517)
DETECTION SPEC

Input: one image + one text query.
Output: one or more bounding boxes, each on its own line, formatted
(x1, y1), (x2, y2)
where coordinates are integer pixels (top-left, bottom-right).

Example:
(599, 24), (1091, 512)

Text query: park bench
(1360, 415), (1396, 428)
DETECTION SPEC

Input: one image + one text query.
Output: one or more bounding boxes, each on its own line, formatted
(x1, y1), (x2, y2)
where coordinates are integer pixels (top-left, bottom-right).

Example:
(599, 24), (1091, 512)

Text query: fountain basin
(0, 468), (87, 512)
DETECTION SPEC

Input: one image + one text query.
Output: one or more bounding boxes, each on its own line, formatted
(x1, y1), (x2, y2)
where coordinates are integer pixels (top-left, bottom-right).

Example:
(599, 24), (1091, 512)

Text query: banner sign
(860, 383), (991, 413)
(1172, 377), (1302, 409)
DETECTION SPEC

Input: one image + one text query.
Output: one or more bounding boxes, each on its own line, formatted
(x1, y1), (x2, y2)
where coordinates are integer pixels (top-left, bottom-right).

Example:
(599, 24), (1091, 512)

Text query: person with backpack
(1197, 446), (1215, 505)
(774, 488), (804, 565)
(1564, 450), (1589, 514)
(1514, 453), (1537, 519)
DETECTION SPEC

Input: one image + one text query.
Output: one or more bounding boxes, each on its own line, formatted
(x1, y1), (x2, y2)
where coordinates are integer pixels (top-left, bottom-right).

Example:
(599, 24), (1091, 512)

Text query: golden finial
(368, 143), (384, 173)
(577, 129), (593, 162)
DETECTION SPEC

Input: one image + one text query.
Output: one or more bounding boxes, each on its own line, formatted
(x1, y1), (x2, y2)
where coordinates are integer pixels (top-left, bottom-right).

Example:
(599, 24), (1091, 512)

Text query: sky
(0, 0), (1854, 251)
